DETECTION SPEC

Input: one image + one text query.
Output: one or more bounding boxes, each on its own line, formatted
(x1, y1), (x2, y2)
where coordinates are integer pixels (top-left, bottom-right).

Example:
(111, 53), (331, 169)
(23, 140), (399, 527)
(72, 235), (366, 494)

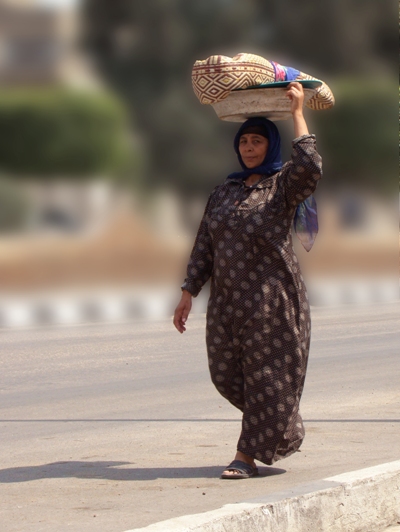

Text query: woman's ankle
(235, 451), (255, 466)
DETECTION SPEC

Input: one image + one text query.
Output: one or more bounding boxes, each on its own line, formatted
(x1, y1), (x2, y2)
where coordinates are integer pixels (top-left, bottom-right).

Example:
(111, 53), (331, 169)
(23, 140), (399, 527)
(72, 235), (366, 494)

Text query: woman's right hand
(173, 290), (193, 333)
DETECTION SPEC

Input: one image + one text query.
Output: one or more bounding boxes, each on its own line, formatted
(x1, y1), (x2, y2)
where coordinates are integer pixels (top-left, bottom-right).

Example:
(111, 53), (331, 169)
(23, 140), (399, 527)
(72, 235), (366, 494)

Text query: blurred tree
(82, 0), (257, 195)
(81, 0), (396, 196)
(0, 177), (31, 232)
(313, 79), (396, 195)
(255, 0), (396, 75)
(0, 89), (134, 180)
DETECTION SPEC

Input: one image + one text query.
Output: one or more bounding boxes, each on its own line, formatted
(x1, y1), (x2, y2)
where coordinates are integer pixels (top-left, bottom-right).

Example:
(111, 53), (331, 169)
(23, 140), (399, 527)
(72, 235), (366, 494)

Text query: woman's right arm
(173, 289), (193, 333)
(173, 190), (216, 333)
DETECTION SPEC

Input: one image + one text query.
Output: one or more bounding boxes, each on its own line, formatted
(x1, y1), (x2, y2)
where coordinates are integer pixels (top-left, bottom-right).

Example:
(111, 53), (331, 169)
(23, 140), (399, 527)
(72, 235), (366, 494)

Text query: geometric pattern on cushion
(192, 53), (334, 111)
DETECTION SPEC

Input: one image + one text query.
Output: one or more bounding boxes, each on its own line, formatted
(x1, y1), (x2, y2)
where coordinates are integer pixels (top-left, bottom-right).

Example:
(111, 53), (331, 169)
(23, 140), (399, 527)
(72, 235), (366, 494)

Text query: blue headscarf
(228, 117), (283, 180)
(228, 117), (318, 251)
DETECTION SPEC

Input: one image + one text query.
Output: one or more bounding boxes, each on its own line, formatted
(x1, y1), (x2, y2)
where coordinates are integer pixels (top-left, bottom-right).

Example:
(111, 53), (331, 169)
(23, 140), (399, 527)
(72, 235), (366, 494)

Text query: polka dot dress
(182, 135), (322, 465)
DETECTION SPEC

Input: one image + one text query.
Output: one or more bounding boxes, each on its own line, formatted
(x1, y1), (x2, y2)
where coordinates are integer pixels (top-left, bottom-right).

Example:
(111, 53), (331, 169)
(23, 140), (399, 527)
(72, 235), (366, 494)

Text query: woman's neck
(244, 173), (261, 187)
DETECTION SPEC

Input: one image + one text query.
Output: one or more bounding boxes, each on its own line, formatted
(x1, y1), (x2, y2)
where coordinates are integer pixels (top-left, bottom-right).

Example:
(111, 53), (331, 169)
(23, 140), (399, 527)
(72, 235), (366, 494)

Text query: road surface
(1, 302), (399, 531)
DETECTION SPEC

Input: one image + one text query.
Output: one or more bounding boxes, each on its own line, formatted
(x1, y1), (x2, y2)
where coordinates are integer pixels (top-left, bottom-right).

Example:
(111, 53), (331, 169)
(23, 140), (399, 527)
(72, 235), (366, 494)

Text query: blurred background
(0, 0), (397, 322)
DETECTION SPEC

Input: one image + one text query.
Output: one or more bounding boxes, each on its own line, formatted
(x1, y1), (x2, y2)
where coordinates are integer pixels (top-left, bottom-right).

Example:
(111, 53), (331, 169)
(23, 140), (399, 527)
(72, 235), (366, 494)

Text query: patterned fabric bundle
(192, 52), (334, 111)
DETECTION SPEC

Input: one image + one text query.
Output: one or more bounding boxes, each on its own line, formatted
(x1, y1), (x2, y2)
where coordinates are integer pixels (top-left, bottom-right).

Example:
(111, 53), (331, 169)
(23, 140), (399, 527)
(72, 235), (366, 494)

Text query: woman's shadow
(0, 461), (285, 482)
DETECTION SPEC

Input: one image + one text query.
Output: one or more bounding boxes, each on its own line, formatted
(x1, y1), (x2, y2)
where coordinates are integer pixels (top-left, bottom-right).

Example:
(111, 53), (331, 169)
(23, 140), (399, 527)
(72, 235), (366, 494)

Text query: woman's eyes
(240, 139), (260, 145)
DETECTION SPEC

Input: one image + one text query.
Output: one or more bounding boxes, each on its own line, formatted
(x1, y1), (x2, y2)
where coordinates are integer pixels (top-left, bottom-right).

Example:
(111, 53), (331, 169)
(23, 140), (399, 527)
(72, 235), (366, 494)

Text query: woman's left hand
(287, 82), (309, 137)
(286, 82), (304, 115)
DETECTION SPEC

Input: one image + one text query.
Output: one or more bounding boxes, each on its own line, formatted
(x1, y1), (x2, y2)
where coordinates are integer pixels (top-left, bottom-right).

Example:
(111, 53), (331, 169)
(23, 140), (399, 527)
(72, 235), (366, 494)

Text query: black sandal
(220, 460), (259, 479)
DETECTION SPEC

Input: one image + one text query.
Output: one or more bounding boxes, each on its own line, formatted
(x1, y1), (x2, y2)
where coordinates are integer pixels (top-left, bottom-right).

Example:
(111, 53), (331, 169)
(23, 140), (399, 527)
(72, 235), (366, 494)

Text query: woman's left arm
(287, 82), (309, 138)
(283, 82), (323, 206)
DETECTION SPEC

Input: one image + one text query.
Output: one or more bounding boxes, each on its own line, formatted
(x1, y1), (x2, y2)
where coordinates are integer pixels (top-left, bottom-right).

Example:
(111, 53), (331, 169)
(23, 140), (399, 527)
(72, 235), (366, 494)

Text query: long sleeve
(283, 134), (322, 208)
(181, 190), (216, 297)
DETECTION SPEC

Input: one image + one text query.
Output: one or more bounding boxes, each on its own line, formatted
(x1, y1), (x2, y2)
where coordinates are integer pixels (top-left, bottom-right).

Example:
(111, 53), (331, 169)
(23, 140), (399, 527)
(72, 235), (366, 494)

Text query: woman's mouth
(243, 156), (258, 165)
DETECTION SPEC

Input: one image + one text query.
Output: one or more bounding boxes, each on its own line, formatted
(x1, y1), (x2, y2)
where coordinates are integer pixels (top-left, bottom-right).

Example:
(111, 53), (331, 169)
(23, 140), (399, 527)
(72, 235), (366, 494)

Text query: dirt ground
(0, 208), (397, 294)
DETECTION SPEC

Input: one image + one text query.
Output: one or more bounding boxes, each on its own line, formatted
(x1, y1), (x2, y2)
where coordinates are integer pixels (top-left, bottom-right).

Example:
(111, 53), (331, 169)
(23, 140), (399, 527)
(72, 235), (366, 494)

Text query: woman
(173, 82), (322, 479)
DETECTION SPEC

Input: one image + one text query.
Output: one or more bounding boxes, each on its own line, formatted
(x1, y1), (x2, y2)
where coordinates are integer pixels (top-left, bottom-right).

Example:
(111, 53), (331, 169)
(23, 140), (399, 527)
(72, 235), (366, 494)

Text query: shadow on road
(0, 461), (286, 482)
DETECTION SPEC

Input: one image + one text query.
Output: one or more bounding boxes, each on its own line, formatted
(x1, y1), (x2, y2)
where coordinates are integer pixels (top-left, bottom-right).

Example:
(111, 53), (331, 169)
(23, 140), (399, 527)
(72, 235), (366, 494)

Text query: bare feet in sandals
(221, 451), (258, 479)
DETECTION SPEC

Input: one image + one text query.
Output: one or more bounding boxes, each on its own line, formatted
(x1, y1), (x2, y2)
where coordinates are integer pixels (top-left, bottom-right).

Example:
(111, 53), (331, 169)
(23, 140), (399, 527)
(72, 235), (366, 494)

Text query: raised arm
(286, 81), (309, 138)
(282, 82), (323, 207)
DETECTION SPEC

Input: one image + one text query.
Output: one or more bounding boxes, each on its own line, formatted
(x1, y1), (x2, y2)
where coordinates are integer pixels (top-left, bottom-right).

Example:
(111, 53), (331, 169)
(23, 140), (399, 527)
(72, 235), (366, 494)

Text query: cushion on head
(192, 53), (334, 112)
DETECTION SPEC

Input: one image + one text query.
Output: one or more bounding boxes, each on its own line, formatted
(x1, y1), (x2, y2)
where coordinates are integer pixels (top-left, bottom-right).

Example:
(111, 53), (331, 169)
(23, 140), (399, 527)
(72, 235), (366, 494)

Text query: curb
(0, 278), (398, 328)
(306, 278), (399, 307)
(124, 460), (400, 532)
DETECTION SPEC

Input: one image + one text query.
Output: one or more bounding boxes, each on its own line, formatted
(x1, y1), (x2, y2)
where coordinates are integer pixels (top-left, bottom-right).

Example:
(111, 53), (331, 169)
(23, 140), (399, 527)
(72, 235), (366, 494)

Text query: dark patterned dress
(182, 134), (322, 465)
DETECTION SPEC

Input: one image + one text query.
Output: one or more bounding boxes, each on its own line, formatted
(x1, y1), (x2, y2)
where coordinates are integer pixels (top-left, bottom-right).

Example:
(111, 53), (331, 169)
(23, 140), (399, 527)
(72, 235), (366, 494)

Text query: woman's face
(238, 133), (269, 169)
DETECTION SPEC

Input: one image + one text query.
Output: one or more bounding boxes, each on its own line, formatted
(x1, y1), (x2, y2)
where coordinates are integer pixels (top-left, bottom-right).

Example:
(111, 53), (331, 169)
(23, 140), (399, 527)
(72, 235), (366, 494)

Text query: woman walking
(173, 82), (322, 479)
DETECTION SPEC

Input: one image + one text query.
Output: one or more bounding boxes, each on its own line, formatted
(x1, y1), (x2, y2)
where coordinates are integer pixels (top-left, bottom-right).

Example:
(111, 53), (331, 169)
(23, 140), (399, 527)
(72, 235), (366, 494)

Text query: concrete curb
(124, 460), (400, 532)
(0, 278), (398, 328)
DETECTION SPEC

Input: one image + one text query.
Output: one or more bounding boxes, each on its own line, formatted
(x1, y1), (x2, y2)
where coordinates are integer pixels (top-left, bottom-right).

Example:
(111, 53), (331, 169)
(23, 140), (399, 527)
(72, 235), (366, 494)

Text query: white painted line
(0, 281), (398, 328)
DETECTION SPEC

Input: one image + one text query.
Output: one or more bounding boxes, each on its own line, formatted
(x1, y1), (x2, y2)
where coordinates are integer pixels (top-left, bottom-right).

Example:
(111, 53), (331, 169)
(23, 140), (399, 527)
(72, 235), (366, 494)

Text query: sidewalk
(125, 461), (400, 532)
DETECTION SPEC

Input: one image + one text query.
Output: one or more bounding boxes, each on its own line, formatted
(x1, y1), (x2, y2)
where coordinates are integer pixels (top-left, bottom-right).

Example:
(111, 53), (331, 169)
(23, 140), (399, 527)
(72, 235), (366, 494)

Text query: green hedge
(0, 177), (30, 231)
(312, 78), (396, 194)
(0, 89), (133, 178)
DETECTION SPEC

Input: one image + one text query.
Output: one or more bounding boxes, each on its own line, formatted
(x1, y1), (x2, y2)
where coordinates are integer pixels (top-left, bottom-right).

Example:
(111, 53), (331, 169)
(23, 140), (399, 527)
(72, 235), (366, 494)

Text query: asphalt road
(1, 302), (399, 532)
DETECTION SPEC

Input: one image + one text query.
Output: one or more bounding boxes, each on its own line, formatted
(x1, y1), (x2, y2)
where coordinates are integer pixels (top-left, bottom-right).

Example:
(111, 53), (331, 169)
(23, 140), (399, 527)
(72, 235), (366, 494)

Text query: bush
(312, 78), (396, 195)
(0, 89), (134, 179)
(0, 178), (31, 232)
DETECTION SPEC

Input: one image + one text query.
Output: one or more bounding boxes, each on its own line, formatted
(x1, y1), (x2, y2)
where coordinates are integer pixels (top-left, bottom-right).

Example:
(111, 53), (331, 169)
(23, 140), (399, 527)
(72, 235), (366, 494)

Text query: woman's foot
(220, 451), (258, 479)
